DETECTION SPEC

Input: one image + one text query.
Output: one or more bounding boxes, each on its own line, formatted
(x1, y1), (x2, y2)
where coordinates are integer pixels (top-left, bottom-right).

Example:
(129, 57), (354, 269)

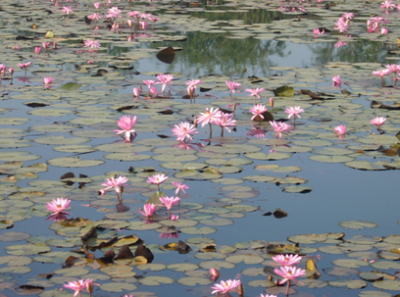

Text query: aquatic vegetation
(46, 197), (71, 215)
(211, 279), (241, 295)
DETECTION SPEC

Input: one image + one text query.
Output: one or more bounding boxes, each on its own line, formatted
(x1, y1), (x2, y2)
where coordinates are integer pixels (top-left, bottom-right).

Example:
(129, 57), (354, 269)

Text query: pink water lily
(197, 107), (221, 127)
(209, 268), (220, 281)
(246, 87), (265, 99)
(159, 196), (180, 210)
(250, 104), (268, 121)
(46, 197), (71, 215)
(269, 121), (292, 138)
(334, 124), (347, 138)
(171, 181), (189, 195)
(99, 176), (128, 199)
(114, 115), (137, 142)
(272, 254), (302, 266)
(370, 116), (386, 128)
(214, 112), (236, 136)
(84, 40), (100, 49)
(18, 62), (32, 70)
(274, 266), (305, 285)
(332, 75), (342, 88)
(147, 173), (168, 185)
(156, 74), (173, 93)
(172, 121), (198, 143)
(225, 80), (241, 94)
(139, 203), (157, 217)
(64, 279), (97, 297)
(43, 77), (54, 89)
(211, 279), (241, 295)
(285, 106), (304, 123)
(186, 79), (201, 98)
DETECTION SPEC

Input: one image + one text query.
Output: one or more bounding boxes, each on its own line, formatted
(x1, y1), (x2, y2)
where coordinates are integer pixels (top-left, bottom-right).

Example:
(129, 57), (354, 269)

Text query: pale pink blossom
(186, 79), (201, 98)
(334, 124), (347, 138)
(63, 280), (87, 297)
(334, 17), (349, 33)
(332, 75), (342, 88)
(209, 268), (220, 281)
(84, 40), (100, 49)
(18, 62), (32, 70)
(334, 41), (347, 48)
(133, 87), (141, 98)
(172, 121), (198, 142)
(139, 203), (157, 217)
(225, 80), (241, 94)
(171, 181), (189, 195)
(149, 86), (158, 97)
(367, 16), (386, 33)
(269, 121), (292, 138)
(61, 6), (73, 15)
(114, 115), (137, 142)
(87, 13), (102, 21)
(246, 88), (265, 99)
(259, 295), (277, 297)
(380, 27), (389, 35)
(106, 6), (121, 19)
(197, 107), (221, 127)
(285, 106), (304, 119)
(169, 214), (179, 221)
(272, 254), (302, 266)
(370, 117), (386, 127)
(159, 196), (180, 210)
(99, 176), (128, 196)
(43, 77), (54, 89)
(313, 28), (325, 37)
(147, 173), (168, 185)
(46, 198), (71, 215)
(250, 104), (268, 121)
(381, 0), (396, 12)
(274, 266), (305, 285)
(211, 279), (241, 295)
(156, 74), (174, 93)
(34, 46), (42, 54)
(93, 2), (101, 9)
(372, 69), (391, 78)
(214, 112), (236, 134)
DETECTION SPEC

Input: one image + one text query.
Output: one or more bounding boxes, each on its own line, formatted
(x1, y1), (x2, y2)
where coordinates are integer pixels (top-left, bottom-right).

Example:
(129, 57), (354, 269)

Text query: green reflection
(191, 9), (287, 25)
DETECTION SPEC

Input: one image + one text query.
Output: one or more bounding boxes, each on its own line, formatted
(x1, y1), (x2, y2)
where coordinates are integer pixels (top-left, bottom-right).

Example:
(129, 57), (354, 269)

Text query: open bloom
(250, 104), (268, 121)
(272, 254), (302, 266)
(225, 80), (241, 94)
(172, 121), (198, 142)
(99, 176), (128, 195)
(62, 6), (74, 15)
(172, 181), (189, 195)
(114, 115), (137, 142)
(84, 40), (100, 49)
(159, 196), (180, 210)
(106, 6), (121, 19)
(269, 121), (292, 138)
(46, 198), (71, 215)
(370, 116), (386, 127)
(18, 62), (32, 70)
(147, 173), (168, 185)
(197, 107), (221, 127)
(156, 74), (173, 93)
(246, 88), (265, 99)
(313, 28), (325, 37)
(274, 266), (305, 285)
(139, 203), (157, 217)
(211, 279), (241, 295)
(64, 279), (97, 297)
(214, 112), (236, 133)
(285, 106), (304, 119)
(334, 124), (347, 137)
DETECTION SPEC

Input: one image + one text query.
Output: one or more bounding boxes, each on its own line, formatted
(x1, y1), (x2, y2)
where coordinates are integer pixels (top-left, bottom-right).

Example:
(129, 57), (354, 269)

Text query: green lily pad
(140, 276), (174, 286)
(48, 157), (103, 167)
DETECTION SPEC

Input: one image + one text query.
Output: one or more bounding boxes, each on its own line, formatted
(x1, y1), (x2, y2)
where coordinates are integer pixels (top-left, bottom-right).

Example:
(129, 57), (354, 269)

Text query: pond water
(0, 0), (400, 297)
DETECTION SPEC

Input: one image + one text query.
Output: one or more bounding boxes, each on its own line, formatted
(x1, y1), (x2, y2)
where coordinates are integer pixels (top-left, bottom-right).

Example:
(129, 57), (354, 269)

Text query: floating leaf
(273, 85), (294, 97)
(156, 47), (176, 64)
(340, 220), (377, 230)
(48, 157), (103, 167)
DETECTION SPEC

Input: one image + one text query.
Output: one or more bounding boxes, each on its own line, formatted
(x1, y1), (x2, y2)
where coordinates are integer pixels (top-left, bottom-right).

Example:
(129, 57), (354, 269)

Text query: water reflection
(191, 8), (288, 25)
(144, 32), (396, 77)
